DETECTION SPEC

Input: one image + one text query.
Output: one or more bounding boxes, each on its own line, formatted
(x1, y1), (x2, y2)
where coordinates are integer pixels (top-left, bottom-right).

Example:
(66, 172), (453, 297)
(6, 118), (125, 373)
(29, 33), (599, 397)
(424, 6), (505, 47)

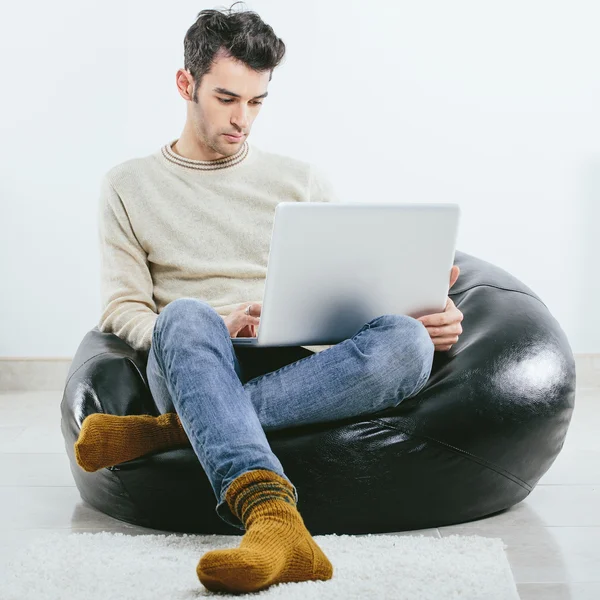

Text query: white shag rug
(0, 531), (519, 599)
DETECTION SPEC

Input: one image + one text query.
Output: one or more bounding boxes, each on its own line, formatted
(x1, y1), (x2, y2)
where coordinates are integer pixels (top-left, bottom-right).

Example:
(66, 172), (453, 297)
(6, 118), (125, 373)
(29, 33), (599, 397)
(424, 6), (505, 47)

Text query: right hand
(223, 302), (262, 338)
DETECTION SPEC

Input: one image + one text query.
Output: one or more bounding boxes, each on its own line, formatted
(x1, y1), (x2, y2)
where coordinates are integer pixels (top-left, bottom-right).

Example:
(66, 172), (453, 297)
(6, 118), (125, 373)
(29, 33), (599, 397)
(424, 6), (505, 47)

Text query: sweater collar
(160, 138), (250, 171)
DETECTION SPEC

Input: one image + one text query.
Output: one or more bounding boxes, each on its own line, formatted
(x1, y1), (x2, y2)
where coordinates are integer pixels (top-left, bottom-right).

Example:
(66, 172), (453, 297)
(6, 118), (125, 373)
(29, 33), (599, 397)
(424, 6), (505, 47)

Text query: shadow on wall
(577, 161), (600, 352)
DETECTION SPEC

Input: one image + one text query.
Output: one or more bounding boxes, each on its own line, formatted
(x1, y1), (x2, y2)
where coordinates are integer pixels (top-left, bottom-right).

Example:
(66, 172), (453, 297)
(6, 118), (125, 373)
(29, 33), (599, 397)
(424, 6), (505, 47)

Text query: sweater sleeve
(97, 175), (158, 353)
(309, 164), (340, 203)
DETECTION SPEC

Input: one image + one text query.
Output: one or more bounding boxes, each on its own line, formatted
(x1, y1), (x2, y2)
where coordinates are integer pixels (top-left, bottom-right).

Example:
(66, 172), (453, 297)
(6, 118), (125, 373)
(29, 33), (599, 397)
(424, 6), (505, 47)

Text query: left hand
(417, 266), (463, 352)
(236, 303), (262, 338)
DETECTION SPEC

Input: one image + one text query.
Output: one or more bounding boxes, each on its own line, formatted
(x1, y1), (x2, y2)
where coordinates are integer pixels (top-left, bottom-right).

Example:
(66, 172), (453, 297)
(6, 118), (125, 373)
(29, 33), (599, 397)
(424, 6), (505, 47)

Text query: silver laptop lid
(232, 202), (460, 347)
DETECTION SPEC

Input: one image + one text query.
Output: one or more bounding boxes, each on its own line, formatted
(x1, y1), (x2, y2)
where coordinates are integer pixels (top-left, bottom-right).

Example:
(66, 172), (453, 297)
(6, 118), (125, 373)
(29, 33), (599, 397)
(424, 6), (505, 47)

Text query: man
(74, 3), (463, 595)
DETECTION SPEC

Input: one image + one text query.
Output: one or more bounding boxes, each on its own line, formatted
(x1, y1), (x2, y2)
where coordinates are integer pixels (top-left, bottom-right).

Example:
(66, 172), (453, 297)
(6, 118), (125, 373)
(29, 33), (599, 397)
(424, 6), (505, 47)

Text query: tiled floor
(0, 387), (597, 599)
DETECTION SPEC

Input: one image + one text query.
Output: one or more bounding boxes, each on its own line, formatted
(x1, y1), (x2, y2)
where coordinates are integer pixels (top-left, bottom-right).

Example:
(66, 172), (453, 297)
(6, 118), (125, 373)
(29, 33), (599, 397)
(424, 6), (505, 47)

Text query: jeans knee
(154, 298), (225, 346)
(158, 298), (214, 324)
(369, 314), (434, 397)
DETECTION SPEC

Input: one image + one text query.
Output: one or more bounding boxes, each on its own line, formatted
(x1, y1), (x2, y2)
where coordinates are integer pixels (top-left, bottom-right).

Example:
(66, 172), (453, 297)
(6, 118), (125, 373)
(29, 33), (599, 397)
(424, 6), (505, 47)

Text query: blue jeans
(146, 298), (434, 530)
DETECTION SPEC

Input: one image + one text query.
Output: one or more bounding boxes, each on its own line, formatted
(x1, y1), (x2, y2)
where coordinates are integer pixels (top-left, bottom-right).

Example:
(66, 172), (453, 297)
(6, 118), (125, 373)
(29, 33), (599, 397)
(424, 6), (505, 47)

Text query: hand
(417, 265), (463, 352)
(223, 302), (262, 338)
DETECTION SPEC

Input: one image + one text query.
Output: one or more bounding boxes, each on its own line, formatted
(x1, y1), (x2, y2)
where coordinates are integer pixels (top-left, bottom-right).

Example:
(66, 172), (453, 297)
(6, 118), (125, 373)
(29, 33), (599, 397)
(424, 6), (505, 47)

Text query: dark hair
(183, 2), (286, 102)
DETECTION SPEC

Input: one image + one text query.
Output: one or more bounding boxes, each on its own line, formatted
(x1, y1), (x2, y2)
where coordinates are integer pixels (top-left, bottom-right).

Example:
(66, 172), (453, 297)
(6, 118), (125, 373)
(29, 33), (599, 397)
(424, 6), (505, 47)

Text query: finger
(418, 298), (453, 326)
(449, 265), (460, 289)
(431, 336), (460, 345)
(423, 323), (462, 337)
(419, 300), (461, 327)
(420, 313), (452, 328)
(425, 329), (457, 340)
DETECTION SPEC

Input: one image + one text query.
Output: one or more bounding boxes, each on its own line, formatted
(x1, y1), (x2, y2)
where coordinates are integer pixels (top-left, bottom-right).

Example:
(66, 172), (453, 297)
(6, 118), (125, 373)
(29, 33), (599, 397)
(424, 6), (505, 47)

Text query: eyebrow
(213, 87), (268, 100)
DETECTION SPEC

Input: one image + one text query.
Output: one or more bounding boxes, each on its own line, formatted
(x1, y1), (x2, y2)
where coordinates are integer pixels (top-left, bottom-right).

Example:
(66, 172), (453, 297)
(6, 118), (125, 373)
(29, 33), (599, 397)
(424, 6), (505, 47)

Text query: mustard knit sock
(74, 412), (190, 472)
(196, 469), (334, 594)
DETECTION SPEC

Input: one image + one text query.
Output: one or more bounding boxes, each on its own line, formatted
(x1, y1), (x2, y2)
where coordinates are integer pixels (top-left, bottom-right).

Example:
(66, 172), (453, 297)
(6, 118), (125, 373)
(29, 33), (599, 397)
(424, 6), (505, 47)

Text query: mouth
(223, 133), (245, 141)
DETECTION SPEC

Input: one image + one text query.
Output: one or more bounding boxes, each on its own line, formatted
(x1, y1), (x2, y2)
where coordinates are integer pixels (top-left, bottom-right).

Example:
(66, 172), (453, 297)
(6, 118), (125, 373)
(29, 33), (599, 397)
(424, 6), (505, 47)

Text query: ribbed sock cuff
(225, 469), (297, 527)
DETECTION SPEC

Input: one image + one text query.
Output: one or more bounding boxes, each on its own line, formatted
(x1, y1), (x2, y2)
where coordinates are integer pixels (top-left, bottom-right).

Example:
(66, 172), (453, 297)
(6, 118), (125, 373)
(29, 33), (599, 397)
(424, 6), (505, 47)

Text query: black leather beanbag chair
(60, 250), (576, 535)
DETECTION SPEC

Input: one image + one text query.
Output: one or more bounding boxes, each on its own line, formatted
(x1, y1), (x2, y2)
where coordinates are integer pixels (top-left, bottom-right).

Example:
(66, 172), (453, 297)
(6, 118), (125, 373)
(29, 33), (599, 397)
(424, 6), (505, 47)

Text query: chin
(221, 145), (238, 156)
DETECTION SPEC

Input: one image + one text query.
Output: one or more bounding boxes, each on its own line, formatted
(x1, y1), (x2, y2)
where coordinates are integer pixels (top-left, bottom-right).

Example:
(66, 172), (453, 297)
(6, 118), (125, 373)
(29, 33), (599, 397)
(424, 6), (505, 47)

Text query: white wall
(1, 0), (598, 357)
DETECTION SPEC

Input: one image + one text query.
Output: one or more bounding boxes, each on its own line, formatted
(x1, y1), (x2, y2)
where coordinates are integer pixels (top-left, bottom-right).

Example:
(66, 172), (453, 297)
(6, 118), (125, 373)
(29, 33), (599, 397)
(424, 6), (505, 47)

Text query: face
(176, 53), (270, 160)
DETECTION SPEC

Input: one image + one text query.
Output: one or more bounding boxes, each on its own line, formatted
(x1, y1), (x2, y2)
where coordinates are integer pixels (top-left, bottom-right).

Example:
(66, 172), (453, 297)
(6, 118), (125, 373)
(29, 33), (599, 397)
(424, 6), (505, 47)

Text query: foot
(197, 501), (333, 593)
(74, 412), (189, 472)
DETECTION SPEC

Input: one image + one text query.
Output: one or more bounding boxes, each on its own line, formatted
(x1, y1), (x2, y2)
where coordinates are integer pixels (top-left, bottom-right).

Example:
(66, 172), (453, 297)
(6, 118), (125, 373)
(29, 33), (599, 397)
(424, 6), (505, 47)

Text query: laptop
(231, 202), (461, 347)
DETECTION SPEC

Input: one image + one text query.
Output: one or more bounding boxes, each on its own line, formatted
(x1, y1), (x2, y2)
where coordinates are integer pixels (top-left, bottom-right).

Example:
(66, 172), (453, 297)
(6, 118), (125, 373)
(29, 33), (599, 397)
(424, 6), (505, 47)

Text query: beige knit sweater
(97, 138), (339, 355)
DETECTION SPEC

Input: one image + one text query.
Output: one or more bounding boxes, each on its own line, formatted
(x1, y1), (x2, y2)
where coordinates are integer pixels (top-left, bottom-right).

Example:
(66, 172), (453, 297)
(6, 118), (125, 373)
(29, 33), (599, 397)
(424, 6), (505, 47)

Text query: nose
(231, 105), (249, 131)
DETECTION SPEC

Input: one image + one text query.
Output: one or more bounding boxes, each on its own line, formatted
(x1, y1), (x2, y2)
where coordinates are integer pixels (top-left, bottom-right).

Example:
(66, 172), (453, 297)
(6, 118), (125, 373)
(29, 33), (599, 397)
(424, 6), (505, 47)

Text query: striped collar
(160, 138), (250, 171)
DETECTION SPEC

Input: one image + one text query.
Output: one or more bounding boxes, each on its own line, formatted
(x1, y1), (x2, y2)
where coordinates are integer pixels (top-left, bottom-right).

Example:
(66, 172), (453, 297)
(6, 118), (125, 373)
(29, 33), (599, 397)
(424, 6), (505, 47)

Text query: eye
(218, 98), (262, 105)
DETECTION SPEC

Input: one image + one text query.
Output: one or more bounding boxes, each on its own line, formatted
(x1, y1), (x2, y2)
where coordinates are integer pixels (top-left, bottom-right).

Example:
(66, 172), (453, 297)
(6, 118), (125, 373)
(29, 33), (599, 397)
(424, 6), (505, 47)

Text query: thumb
(449, 265), (460, 289)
